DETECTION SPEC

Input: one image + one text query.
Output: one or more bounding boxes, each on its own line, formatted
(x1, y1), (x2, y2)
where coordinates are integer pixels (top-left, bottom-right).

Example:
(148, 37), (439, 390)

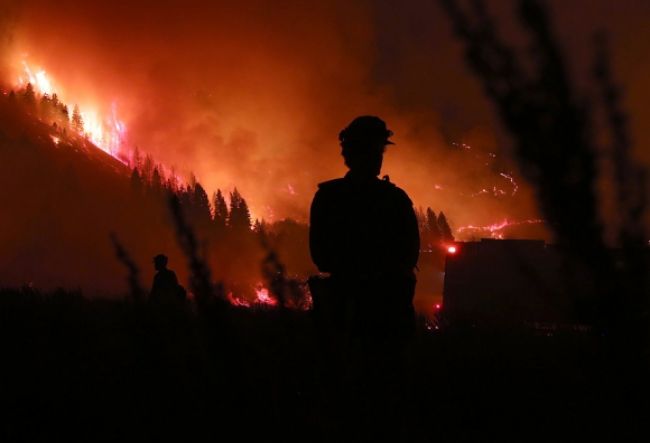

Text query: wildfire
(226, 283), (279, 308)
(456, 218), (545, 239)
(254, 284), (278, 306)
(16, 61), (127, 160)
(20, 61), (53, 95)
(226, 291), (251, 308)
(499, 172), (519, 195)
(471, 187), (507, 198)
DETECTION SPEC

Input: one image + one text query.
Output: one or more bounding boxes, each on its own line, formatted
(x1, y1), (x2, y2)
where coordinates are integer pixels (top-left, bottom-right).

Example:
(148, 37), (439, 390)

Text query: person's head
(338, 116), (394, 177)
(153, 254), (168, 271)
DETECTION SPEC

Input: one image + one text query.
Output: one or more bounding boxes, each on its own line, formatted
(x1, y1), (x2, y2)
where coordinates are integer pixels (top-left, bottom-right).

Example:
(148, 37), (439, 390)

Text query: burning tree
(71, 104), (84, 133)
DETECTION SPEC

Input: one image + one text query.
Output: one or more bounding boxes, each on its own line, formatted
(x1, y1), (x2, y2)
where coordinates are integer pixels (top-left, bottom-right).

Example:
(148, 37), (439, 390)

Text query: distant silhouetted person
(309, 115), (420, 339)
(150, 254), (186, 302)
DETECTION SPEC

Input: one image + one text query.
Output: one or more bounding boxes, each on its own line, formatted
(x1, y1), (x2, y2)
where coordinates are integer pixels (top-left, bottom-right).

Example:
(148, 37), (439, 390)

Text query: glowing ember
(225, 284), (279, 308)
(447, 245), (457, 254)
(226, 291), (251, 308)
(471, 186), (507, 198)
(499, 172), (519, 195)
(255, 284), (277, 306)
(456, 218), (545, 239)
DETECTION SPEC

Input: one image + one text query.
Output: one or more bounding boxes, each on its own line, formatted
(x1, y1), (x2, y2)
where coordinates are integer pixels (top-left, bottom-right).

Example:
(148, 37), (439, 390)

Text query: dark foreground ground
(0, 288), (647, 442)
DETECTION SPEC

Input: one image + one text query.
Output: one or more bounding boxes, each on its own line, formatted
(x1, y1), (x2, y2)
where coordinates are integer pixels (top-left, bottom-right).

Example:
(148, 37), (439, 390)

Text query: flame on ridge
(457, 218), (545, 239)
(226, 283), (278, 308)
(16, 60), (127, 161)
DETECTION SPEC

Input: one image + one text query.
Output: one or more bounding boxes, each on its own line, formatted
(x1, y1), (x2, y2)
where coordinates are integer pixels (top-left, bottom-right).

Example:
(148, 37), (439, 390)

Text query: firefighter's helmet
(338, 116), (394, 149)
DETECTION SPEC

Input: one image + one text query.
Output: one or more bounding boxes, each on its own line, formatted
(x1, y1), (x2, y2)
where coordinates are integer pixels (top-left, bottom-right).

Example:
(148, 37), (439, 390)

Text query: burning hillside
(0, 85), (314, 307)
(15, 61), (128, 161)
(0, 3), (553, 306)
(2, 0), (552, 234)
(0, 53), (549, 312)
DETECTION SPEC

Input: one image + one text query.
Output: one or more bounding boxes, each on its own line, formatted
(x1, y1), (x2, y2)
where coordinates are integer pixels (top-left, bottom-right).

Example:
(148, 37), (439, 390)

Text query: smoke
(2, 0), (648, 235)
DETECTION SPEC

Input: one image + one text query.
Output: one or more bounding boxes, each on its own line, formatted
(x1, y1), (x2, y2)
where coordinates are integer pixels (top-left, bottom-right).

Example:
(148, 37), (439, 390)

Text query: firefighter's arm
(397, 191), (420, 270)
(405, 202), (420, 269)
(309, 190), (333, 272)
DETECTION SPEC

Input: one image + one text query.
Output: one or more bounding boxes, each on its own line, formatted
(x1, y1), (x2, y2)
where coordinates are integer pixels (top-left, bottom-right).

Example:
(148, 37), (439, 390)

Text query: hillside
(0, 93), (173, 293)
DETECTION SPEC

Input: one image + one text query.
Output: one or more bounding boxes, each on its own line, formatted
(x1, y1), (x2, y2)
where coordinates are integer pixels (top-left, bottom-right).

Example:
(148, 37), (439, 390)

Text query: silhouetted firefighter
(309, 116), (420, 439)
(150, 254), (186, 302)
(309, 116), (420, 339)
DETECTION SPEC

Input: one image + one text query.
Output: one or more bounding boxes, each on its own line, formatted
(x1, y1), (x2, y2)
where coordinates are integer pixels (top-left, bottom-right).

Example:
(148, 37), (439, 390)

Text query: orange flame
(254, 284), (278, 306)
(16, 61), (127, 160)
(226, 283), (278, 308)
(456, 218), (545, 239)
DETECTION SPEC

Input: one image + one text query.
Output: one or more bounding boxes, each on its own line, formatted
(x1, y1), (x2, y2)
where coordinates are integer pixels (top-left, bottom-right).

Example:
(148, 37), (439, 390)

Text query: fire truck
(441, 239), (595, 329)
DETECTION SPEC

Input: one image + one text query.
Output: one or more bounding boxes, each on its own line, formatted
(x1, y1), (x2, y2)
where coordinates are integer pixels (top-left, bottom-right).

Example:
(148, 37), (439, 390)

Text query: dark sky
(1, 0), (648, 234)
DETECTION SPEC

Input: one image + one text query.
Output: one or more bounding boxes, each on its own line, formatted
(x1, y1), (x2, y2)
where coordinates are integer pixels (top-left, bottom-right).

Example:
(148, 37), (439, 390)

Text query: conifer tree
(178, 184), (194, 213)
(229, 188), (251, 232)
(437, 211), (455, 242)
(151, 167), (163, 192)
(131, 146), (143, 170)
(192, 182), (211, 224)
(213, 189), (229, 230)
(238, 195), (252, 231)
(426, 207), (442, 245)
(141, 155), (154, 181)
(39, 93), (51, 118)
(253, 218), (266, 234)
(71, 104), (84, 133)
(415, 206), (427, 232)
(166, 167), (179, 192)
(22, 83), (36, 107)
(130, 169), (143, 193)
(60, 104), (69, 124)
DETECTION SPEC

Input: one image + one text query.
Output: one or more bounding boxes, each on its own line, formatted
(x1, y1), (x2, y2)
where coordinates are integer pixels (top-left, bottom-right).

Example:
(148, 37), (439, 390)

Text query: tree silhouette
(437, 211), (454, 242)
(71, 105), (84, 133)
(131, 146), (143, 170)
(51, 93), (60, 109)
(426, 207), (442, 246)
(141, 155), (154, 181)
(213, 189), (229, 231)
(414, 206), (427, 233)
(151, 167), (163, 193)
(130, 169), (143, 193)
(253, 218), (265, 234)
(59, 104), (69, 124)
(192, 182), (212, 229)
(39, 94), (52, 119)
(229, 188), (251, 232)
(22, 83), (36, 107)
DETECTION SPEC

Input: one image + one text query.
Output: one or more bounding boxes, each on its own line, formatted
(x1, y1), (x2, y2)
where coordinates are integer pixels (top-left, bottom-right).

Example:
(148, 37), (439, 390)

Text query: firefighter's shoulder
(317, 178), (346, 192)
(379, 176), (413, 206)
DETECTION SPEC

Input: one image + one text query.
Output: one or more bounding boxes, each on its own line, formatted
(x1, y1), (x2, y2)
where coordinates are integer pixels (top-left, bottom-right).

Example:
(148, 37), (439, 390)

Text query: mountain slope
(0, 95), (183, 294)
